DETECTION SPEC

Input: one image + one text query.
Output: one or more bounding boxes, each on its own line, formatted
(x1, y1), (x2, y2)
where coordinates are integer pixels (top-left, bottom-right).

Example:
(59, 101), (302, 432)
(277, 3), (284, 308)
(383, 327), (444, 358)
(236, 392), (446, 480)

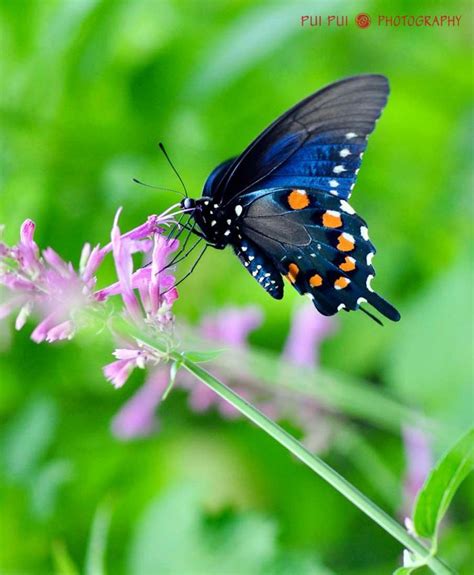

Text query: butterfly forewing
(213, 75), (389, 203)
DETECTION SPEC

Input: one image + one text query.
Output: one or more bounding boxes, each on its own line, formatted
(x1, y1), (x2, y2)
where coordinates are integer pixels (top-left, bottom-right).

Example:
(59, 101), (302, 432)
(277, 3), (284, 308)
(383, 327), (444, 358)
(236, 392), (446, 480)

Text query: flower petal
(103, 358), (134, 388)
(111, 369), (169, 440)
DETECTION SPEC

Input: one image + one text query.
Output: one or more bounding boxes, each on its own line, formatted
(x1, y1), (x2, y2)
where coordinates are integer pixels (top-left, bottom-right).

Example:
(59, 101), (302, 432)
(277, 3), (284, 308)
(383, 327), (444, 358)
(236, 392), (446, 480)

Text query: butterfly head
(181, 197), (195, 211)
(180, 197), (243, 249)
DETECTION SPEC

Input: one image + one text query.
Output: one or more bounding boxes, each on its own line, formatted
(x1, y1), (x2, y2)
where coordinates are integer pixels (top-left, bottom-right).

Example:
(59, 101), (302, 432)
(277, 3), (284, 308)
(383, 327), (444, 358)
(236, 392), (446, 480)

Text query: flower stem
(178, 355), (455, 575)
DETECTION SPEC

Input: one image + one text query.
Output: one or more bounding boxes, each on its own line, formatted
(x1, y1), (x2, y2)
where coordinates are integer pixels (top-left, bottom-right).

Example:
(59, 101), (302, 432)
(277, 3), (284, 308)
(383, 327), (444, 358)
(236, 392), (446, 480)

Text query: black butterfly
(180, 75), (400, 322)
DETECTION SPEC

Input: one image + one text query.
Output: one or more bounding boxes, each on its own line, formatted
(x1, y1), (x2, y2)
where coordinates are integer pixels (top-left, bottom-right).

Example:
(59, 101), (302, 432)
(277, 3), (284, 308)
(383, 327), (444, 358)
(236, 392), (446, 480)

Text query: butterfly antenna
(158, 142), (189, 198)
(360, 306), (384, 326)
(162, 243), (208, 295)
(132, 178), (186, 199)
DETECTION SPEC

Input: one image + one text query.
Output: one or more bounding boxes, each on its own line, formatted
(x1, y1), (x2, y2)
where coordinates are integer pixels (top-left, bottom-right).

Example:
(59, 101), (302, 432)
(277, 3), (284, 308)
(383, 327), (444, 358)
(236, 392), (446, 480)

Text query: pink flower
(111, 369), (170, 439)
(200, 306), (263, 347)
(402, 426), (433, 515)
(283, 302), (336, 367)
(0, 208), (180, 355)
(184, 307), (263, 417)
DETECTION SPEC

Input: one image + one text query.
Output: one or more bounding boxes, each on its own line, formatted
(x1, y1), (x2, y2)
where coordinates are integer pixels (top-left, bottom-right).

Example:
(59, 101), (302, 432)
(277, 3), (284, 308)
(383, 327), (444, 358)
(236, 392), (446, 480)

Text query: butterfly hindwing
(236, 187), (399, 321)
(233, 236), (283, 300)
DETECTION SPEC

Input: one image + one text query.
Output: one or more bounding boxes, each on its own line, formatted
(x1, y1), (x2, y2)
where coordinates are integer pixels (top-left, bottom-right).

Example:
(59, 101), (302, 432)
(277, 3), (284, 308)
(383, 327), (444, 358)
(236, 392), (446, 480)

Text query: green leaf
(393, 568), (416, 574)
(85, 500), (113, 575)
(162, 360), (180, 401)
(413, 427), (474, 540)
(2, 396), (57, 481)
(30, 459), (73, 519)
(52, 541), (81, 575)
(184, 349), (223, 363)
(388, 262), (473, 447)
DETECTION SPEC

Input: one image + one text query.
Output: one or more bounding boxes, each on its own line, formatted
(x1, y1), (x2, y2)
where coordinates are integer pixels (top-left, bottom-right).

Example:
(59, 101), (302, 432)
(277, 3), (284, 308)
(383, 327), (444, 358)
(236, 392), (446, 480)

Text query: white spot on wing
(366, 252), (374, 265)
(360, 226), (369, 241)
(248, 256), (254, 261)
(340, 200), (355, 215)
(333, 165), (346, 174)
(241, 246), (247, 252)
(211, 220), (216, 226)
(366, 275), (374, 292)
(337, 303), (346, 310)
(235, 205), (243, 216)
(329, 179), (339, 188)
(357, 297), (367, 305)
(345, 132), (357, 139)
(305, 293), (314, 301)
(224, 230), (231, 236)
(339, 148), (351, 158)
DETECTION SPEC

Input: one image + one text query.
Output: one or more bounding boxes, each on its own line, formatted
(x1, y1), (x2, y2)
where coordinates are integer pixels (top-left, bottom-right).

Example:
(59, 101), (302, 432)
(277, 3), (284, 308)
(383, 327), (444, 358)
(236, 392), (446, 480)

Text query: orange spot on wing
(339, 256), (356, 272)
(286, 262), (299, 284)
(309, 274), (323, 287)
(287, 190), (310, 210)
(335, 276), (350, 289)
(337, 233), (355, 252)
(322, 211), (342, 228)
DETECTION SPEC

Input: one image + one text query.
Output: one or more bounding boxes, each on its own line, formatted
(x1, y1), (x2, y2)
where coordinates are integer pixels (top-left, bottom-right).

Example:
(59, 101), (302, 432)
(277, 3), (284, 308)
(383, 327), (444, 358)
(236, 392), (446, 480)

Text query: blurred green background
(0, 0), (473, 573)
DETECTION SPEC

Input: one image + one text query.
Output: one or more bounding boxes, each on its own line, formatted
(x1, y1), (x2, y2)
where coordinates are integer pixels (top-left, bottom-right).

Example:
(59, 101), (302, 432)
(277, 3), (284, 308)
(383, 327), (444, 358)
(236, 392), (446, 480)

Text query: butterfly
(180, 75), (400, 323)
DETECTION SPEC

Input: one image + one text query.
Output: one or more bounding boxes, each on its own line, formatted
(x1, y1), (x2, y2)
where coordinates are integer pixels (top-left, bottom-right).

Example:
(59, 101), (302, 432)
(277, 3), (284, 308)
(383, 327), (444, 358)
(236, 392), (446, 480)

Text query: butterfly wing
(207, 75), (389, 203)
(237, 187), (400, 321)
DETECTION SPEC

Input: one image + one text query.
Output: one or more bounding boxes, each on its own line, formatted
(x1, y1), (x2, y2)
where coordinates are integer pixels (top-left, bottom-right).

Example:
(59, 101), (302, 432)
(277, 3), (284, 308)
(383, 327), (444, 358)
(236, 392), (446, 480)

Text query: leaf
(162, 360), (180, 401)
(30, 459), (73, 519)
(184, 349), (223, 363)
(51, 541), (81, 575)
(85, 500), (113, 575)
(2, 396), (57, 481)
(393, 568), (416, 574)
(413, 427), (474, 539)
(388, 262), (473, 447)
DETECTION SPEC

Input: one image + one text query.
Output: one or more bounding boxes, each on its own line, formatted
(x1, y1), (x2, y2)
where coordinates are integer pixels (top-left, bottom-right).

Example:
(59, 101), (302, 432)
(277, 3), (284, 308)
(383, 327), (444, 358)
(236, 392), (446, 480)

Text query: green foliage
(413, 428), (474, 542)
(184, 349), (224, 363)
(128, 484), (333, 575)
(2, 396), (57, 481)
(85, 501), (113, 575)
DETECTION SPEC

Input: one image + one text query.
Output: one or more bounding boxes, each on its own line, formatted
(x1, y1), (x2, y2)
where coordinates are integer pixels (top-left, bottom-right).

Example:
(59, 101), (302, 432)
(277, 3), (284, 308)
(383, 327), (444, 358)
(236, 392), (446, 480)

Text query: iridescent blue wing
(236, 187), (400, 321)
(207, 75), (389, 203)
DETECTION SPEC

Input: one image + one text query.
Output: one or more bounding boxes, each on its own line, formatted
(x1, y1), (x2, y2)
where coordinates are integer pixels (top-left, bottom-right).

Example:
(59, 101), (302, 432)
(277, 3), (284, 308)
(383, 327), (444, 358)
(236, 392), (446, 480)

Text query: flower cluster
(112, 302), (337, 449)
(0, 207), (181, 382)
(1, 209), (338, 450)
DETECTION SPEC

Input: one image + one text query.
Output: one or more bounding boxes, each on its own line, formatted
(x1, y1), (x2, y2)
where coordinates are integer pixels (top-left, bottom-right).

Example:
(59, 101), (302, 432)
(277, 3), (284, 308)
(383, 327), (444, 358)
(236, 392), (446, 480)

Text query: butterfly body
(182, 75), (400, 322)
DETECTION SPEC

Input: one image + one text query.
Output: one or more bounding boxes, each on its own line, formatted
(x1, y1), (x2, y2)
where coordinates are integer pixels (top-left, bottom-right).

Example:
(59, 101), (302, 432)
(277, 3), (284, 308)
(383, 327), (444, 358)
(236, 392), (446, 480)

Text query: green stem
(110, 317), (454, 574)
(178, 355), (455, 575)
